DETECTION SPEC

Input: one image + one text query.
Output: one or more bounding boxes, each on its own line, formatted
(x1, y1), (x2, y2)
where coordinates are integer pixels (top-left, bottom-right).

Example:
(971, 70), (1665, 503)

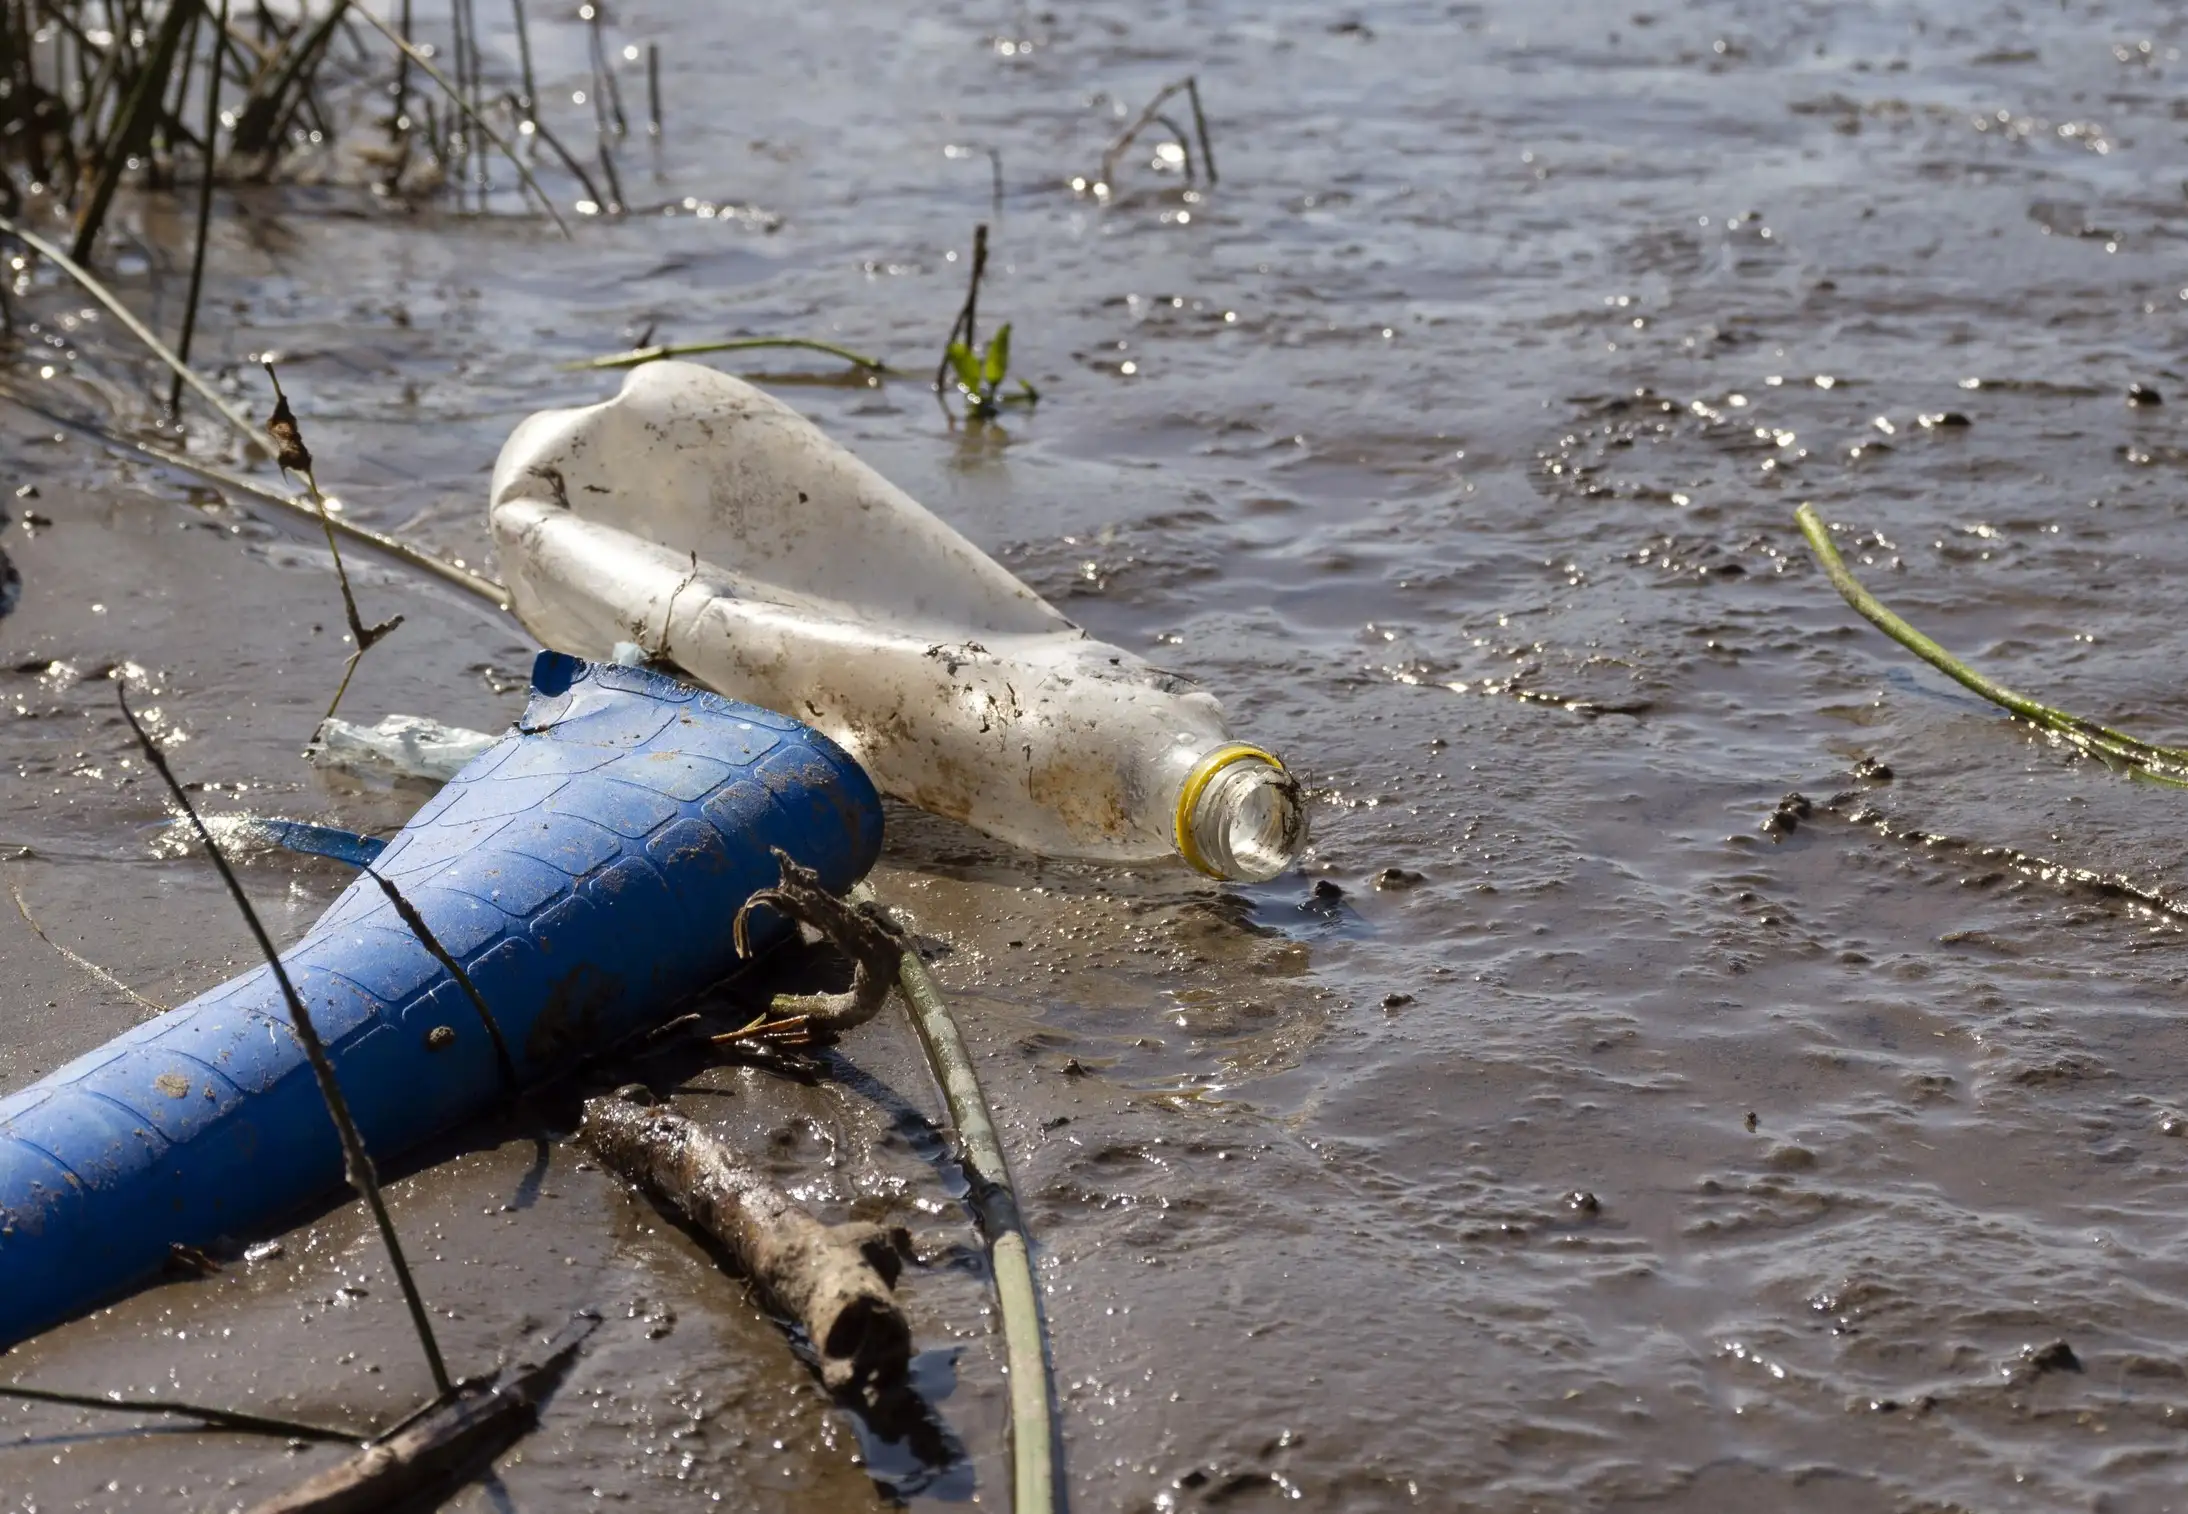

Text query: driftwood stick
(243, 1314), (597, 1514)
(580, 1094), (911, 1394)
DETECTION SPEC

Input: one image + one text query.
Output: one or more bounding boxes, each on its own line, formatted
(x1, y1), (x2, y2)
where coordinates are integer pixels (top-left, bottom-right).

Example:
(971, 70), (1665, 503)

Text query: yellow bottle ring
(1174, 743), (1288, 879)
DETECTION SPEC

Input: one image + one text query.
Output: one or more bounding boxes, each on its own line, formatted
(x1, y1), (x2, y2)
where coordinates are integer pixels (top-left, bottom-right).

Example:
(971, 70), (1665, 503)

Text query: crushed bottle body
(491, 361), (1305, 878)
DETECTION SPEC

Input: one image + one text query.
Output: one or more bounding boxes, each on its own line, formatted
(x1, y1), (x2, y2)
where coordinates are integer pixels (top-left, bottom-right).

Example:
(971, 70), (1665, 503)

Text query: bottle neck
(1172, 743), (1307, 881)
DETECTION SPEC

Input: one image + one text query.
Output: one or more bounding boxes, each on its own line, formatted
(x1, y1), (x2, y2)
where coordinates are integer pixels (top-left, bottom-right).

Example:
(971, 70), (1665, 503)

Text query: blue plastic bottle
(0, 652), (883, 1349)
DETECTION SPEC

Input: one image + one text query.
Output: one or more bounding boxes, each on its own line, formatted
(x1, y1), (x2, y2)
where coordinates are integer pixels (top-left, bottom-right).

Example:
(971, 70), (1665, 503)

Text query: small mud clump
(2020, 1339), (2083, 1375)
(1762, 792), (1814, 838)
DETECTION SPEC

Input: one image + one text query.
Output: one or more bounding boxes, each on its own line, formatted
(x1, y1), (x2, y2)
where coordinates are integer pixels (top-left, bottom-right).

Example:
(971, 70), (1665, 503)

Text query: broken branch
(243, 1313), (597, 1514)
(580, 1094), (911, 1396)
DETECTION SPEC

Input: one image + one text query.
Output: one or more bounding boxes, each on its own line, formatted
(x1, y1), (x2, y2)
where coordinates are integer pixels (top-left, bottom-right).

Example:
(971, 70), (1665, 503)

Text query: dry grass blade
(172, 0), (234, 416)
(9, 878), (169, 1015)
(565, 336), (890, 375)
(346, 4), (571, 236)
(506, 94), (607, 211)
(117, 680), (453, 1395)
(0, 375), (509, 606)
(69, 0), (198, 264)
(0, 213), (260, 446)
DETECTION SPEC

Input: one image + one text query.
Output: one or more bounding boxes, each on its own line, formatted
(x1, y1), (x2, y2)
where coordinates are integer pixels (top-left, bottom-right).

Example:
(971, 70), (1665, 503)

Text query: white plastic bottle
(488, 361), (1305, 881)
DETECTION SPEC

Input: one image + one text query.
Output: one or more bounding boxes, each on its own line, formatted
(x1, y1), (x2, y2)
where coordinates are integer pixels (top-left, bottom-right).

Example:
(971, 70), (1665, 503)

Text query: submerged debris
(1762, 792), (1813, 838)
(309, 712), (498, 783)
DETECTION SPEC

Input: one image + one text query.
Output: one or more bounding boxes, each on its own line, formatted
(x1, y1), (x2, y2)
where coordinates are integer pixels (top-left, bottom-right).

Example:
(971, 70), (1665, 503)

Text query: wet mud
(8, 0), (2188, 1509)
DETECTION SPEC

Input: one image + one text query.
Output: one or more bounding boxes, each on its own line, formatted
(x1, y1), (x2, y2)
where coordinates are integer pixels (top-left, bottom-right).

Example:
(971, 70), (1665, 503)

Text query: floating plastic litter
(491, 361), (1306, 880)
(0, 652), (881, 1348)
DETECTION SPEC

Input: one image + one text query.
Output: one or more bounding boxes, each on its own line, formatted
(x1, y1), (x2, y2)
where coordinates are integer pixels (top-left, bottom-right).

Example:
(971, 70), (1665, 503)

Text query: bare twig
(262, 361), (404, 722)
(0, 1383), (358, 1443)
(1185, 75), (1217, 184)
(581, 1095), (912, 1396)
(116, 681), (453, 1396)
(732, 849), (905, 1038)
(9, 878), (168, 1015)
(1097, 75), (1217, 194)
(360, 866), (518, 1090)
(243, 1313), (596, 1514)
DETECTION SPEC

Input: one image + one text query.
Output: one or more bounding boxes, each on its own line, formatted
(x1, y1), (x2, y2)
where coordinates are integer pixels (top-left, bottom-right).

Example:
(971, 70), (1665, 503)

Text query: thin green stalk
(0, 212), (260, 445)
(1795, 502), (2188, 785)
(118, 684), (454, 1397)
(564, 336), (891, 374)
(850, 882), (1057, 1514)
(0, 1383), (359, 1442)
(345, 2), (570, 236)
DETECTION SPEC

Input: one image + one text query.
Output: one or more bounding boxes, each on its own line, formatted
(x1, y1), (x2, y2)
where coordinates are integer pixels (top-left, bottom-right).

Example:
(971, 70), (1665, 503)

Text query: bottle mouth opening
(1176, 746), (1308, 882)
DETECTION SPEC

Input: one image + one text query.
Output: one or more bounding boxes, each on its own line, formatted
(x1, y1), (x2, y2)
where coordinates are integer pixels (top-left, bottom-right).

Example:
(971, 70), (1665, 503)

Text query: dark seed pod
(262, 363), (313, 476)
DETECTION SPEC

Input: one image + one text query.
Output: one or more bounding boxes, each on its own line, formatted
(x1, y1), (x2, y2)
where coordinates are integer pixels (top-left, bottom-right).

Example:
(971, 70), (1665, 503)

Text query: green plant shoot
(946, 324), (1039, 417)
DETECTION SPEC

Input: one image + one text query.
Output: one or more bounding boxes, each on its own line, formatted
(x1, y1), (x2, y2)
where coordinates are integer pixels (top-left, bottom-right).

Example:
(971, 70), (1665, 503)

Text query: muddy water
(6, 0), (2188, 1507)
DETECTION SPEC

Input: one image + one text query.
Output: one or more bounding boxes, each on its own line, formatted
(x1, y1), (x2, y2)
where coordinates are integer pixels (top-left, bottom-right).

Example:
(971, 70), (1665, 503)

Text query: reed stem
(851, 882), (1057, 1514)
(170, 0), (229, 418)
(1795, 502), (2188, 786)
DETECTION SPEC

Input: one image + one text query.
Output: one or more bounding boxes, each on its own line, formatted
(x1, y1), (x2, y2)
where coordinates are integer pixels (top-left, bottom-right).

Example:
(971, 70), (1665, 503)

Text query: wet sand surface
(5, 0), (2188, 1508)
